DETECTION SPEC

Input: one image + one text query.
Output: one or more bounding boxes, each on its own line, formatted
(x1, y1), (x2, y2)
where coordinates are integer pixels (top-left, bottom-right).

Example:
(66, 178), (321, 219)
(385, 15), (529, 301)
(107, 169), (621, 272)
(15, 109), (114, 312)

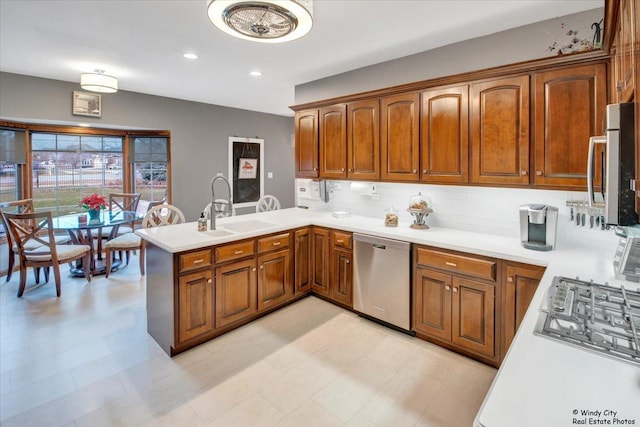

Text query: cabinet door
(381, 93), (420, 181)
(452, 277), (495, 358)
(295, 109), (319, 178)
(470, 76), (530, 185)
(257, 249), (293, 312)
(331, 247), (353, 307)
(294, 228), (312, 294)
(311, 227), (330, 296)
(533, 63), (607, 188)
(319, 104), (347, 179)
(178, 269), (214, 343)
(215, 258), (257, 328)
(347, 99), (380, 180)
(421, 85), (469, 183)
(413, 267), (452, 341)
(503, 263), (544, 353)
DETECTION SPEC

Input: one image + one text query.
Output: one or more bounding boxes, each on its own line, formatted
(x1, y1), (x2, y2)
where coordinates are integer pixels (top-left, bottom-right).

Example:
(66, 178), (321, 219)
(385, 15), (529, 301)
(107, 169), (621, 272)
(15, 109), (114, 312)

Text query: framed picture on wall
(72, 91), (102, 117)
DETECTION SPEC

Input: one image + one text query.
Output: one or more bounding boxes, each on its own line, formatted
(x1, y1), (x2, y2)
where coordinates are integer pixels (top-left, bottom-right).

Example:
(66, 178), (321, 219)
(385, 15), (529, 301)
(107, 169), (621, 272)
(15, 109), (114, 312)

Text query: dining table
(50, 210), (143, 276)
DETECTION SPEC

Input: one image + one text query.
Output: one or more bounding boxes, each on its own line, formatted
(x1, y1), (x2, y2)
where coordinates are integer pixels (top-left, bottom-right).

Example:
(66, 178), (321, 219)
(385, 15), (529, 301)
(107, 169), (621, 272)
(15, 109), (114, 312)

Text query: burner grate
(534, 276), (640, 367)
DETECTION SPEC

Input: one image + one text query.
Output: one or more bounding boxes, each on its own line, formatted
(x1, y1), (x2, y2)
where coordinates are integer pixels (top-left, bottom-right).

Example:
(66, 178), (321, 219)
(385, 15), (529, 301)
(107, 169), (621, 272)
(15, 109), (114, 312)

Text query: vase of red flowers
(80, 193), (107, 221)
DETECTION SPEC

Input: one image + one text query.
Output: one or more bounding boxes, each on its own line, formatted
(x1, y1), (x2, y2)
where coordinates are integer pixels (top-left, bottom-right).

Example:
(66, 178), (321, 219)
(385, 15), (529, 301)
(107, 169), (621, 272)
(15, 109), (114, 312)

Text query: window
(31, 132), (124, 215)
(0, 129), (26, 204)
(131, 136), (168, 203)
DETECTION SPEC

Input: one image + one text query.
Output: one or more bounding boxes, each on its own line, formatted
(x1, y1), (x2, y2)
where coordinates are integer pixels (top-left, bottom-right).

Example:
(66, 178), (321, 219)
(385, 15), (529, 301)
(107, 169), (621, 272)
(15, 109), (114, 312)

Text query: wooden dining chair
(0, 198), (70, 283)
(142, 204), (185, 228)
(3, 211), (91, 297)
(104, 201), (178, 278)
(106, 193), (141, 235)
(202, 199), (235, 219)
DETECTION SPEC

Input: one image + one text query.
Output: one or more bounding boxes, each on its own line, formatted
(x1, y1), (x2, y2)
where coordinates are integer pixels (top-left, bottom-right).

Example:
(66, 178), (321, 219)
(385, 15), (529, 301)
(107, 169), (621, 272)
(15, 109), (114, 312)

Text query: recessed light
(250, 71), (262, 77)
(183, 52), (198, 59)
(78, 123), (90, 127)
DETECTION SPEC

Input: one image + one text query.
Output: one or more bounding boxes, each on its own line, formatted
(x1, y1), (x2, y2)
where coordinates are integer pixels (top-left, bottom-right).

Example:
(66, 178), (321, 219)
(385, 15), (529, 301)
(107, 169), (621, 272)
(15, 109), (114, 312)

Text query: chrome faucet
(210, 175), (232, 230)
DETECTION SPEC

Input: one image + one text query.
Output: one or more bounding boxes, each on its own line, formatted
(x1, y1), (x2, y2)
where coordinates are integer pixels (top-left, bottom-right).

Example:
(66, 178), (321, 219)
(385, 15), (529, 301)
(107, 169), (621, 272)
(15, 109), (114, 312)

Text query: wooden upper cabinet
(295, 109), (319, 178)
(347, 99), (380, 180)
(470, 75), (530, 185)
(421, 85), (469, 183)
(611, 0), (636, 103)
(381, 93), (420, 181)
(319, 104), (347, 179)
(533, 63), (607, 188)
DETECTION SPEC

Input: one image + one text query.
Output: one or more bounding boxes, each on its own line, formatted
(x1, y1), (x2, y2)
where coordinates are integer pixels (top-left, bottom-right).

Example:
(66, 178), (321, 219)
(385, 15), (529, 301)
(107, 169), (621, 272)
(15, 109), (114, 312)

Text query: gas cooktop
(534, 276), (640, 367)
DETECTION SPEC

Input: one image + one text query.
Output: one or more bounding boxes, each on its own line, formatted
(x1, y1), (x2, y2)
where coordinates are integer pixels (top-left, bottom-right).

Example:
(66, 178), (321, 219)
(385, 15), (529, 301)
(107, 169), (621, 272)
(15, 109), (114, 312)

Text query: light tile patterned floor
(0, 256), (496, 426)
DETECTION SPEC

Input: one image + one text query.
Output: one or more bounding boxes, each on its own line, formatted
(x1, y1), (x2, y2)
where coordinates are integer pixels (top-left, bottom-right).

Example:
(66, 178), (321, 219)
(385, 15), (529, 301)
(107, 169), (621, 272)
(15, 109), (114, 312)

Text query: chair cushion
(104, 233), (141, 249)
(25, 244), (90, 262)
(97, 225), (134, 238)
(12, 234), (70, 252)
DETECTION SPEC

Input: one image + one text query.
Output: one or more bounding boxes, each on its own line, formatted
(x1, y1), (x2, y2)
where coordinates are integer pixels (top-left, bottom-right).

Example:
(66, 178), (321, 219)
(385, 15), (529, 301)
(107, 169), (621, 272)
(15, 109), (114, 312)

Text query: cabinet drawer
(332, 231), (352, 249)
(416, 247), (496, 281)
(258, 233), (290, 253)
(179, 249), (212, 273)
(215, 240), (255, 263)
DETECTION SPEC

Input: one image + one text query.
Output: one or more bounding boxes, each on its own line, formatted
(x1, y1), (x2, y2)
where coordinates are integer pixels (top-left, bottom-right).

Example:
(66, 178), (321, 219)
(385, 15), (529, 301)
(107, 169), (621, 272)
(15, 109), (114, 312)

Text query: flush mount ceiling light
(80, 69), (118, 93)
(207, 0), (313, 43)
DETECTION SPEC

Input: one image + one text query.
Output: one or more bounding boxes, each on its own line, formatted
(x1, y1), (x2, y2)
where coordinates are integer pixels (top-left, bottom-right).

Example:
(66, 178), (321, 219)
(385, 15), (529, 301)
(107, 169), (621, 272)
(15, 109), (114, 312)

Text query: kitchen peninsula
(137, 207), (639, 427)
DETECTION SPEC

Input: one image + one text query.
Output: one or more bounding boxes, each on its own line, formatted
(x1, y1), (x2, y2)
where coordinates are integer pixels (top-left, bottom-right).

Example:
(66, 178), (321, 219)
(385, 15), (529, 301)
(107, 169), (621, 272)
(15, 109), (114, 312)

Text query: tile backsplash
(297, 180), (617, 246)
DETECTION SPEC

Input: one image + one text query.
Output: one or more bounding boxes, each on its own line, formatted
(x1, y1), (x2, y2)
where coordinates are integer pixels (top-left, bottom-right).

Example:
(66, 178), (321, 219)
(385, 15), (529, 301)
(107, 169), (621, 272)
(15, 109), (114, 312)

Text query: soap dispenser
(197, 212), (207, 231)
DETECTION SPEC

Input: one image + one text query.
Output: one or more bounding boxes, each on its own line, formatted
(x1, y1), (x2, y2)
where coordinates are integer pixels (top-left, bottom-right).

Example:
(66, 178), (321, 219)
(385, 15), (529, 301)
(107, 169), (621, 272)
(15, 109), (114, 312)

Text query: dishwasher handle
(353, 233), (410, 251)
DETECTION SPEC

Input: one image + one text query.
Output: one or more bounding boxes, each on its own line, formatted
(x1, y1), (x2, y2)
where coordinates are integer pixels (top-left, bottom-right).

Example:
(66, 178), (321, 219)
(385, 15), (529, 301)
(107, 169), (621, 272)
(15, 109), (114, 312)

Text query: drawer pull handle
(234, 250), (244, 255)
(445, 285), (451, 291)
(453, 287), (458, 293)
(445, 262), (457, 267)
(192, 259), (204, 264)
(337, 239), (344, 243)
(273, 241), (281, 246)
(507, 277), (514, 282)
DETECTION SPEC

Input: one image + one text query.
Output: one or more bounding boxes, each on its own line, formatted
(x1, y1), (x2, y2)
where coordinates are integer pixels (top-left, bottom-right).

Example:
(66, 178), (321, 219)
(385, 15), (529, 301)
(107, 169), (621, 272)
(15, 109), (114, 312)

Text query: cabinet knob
(423, 169), (428, 174)
(348, 168), (352, 172)
(452, 287), (458, 293)
(207, 279), (212, 283)
(445, 285), (451, 291)
(252, 267), (256, 271)
(507, 276), (514, 282)
(341, 168), (345, 172)
(412, 169), (417, 174)
(260, 265), (264, 270)
(314, 167), (318, 171)
(521, 170), (527, 176)
(536, 170), (543, 176)
(346, 260), (350, 264)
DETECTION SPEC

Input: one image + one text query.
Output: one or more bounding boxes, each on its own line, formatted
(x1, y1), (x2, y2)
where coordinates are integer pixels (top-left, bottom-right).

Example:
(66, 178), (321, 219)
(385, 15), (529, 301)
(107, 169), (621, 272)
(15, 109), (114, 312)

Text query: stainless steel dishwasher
(353, 233), (412, 333)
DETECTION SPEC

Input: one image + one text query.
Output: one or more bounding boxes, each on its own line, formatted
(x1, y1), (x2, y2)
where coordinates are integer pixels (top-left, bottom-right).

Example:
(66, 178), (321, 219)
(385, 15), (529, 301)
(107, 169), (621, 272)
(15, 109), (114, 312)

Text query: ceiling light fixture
(207, 0), (313, 43)
(250, 71), (262, 76)
(183, 52), (199, 59)
(80, 69), (118, 93)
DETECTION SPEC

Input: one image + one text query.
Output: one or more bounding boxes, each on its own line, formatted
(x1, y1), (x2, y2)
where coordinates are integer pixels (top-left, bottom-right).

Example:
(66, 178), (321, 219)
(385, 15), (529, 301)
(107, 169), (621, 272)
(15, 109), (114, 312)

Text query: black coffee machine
(519, 204), (558, 251)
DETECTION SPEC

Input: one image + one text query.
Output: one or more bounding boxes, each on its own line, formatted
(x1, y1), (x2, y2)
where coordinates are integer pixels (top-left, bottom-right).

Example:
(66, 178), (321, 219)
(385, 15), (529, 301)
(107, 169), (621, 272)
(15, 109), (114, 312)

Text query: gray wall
(0, 72), (294, 220)
(295, 8), (604, 104)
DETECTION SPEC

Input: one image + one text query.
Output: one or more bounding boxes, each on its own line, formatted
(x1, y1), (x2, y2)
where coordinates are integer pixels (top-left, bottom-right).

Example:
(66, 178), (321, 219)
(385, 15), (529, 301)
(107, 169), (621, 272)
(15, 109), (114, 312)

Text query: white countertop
(137, 208), (640, 426)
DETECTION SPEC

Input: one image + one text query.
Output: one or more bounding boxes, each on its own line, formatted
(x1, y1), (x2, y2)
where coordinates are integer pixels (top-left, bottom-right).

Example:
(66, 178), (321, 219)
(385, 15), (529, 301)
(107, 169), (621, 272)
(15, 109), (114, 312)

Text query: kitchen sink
(202, 229), (236, 237)
(221, 220), (276, 233)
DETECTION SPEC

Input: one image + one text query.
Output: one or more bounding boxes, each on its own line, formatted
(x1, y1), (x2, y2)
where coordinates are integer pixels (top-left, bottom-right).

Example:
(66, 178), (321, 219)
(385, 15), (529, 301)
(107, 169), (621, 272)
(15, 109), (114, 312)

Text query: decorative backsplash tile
(298, 180), (616, 246)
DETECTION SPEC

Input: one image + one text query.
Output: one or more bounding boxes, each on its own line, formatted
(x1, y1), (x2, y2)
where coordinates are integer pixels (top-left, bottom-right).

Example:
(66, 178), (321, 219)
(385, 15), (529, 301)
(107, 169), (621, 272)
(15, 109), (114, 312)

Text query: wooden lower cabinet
(215, 258), (257, 329)
(311, 227), (330, 296)
(413, 246), (499, 364)
(177, 269), (214, 344)
(503, 262), (545, 355)
(257, 248), (293, 312)
(331, 247), (353, 307)
(294, 228), (312, 294)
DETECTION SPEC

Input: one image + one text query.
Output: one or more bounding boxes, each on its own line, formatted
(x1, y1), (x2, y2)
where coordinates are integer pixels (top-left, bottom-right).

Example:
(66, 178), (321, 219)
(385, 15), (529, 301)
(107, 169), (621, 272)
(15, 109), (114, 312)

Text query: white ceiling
(0, 0), (603, 117)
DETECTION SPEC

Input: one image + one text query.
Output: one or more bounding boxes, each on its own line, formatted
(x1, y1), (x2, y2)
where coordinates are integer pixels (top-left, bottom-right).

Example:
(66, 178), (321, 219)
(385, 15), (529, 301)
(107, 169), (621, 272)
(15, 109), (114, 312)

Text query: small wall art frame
(72, 91), (102, 118)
